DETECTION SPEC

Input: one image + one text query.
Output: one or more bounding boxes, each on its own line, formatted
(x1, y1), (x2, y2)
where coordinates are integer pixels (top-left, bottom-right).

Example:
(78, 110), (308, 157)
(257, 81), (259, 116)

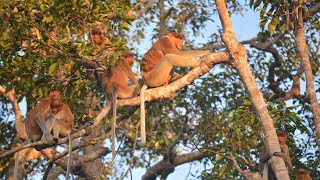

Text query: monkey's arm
(127, 71), (139, 85)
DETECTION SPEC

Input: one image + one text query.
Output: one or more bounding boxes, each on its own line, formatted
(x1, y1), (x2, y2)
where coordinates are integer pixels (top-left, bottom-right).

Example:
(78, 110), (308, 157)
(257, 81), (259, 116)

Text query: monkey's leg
(35, 116), (54, 143)
(118, 85), (139, 99)
(176, 50), (210, 58)
(142, 59), (173, 87)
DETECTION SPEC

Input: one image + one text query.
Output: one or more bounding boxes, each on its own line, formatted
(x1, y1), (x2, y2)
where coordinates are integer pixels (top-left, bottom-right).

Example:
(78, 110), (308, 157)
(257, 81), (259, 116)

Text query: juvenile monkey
(101, 52), (139, 158)
(259, 130), (292, 180)
(14, 89), (74, 180)
(91, 29), (113, 60)
(296, 168), (312, 180)
(140, 32), (210, 145)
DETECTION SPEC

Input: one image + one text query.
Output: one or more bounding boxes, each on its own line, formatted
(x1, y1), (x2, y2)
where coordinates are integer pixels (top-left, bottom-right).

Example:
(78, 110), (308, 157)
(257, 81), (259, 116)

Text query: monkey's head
(167, 32), (185, 50)
(296, 168), (309, 180)
(91, 29), (103, 44)
(120, 52), (135, 67)
(48, 89), (63, 113)
(277, 130), (287, 145)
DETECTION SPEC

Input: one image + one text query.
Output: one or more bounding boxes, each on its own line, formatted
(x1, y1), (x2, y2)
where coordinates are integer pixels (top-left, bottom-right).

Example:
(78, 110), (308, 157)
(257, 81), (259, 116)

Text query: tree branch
(0, 86), (27, 139)
(0, 52), (229, 158)
(128, 0), (156, 19)
(215, 0), (290, 179)
(243, 35), (302, 100)
(142, 148), (214, 180)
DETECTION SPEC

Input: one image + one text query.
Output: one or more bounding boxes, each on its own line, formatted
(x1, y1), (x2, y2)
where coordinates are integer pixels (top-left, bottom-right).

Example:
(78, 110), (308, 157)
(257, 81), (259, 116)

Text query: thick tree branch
(142, 148), (214, 180)
(128, 0), (156, 19)
(215, 0), (290, 179)
(295, 2), (320, 147)
(307, 2), (320, 16)
(225, 153), (262, 180)
(244, 36), (302, 100)
(0, 86), (27, 139)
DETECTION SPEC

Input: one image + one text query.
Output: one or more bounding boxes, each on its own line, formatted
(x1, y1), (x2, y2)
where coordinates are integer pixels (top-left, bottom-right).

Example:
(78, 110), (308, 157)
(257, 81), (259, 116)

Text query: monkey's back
(141, 36), (179, 72)
(101, 60), (131, 100)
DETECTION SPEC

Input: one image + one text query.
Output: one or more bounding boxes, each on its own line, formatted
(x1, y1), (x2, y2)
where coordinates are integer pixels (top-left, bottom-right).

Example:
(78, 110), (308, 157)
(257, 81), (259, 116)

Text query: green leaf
(43, 15), (54, 23)
(242, 101), (252, 106)
(48, 63), (58, 76)
(215, 155), (224, 161)
(122, 22), (130, 31)
(268, 22), (276, 35)
(37, 88), (43, 97)
(219, 163), (228, 177)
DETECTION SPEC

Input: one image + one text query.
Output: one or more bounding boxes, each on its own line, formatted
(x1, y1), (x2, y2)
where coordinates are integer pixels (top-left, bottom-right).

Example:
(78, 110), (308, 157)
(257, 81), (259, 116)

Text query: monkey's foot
(35, 140), (56, 151)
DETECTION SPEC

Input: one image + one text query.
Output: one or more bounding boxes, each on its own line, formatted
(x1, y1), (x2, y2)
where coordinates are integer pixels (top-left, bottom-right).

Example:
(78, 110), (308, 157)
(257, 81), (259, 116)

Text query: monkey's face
(296, 169), (307, 179)
(92, 33), (102, 44)
(174, 38), (184, 50)
(121, 54), (134, 67)
(49, 90), (63, 108)
(277, 132), (287, 145)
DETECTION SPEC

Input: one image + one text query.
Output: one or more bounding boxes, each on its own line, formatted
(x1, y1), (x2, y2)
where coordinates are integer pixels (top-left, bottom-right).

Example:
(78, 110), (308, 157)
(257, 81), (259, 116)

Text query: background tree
(0, 0), (319, 179)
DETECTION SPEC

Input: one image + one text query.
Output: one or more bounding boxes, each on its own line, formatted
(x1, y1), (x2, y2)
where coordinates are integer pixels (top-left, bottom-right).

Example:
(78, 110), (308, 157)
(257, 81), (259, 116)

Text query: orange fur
(101, 52), (139, 100)
(141, 32), (184, 72)
(16, 89), (74, 180)
(101, 52), (139, 158)
(24, 89), (73, 142)
(296, 168), (312, 180)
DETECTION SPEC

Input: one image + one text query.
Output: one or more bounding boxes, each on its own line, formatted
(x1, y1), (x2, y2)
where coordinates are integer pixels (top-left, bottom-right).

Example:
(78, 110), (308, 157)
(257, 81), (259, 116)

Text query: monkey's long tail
(140, 84), (148, 145)
(13, 139), (30, 180)
(66, 134), (72, 180)
(112, 93), (117, 159)
(13, 151), (20, 180)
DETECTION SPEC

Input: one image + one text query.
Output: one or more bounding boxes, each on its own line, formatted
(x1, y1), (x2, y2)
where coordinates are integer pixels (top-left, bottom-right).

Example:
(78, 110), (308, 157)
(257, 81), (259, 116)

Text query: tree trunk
(294, 3), (320, 148)
(215, 0), (290, 179)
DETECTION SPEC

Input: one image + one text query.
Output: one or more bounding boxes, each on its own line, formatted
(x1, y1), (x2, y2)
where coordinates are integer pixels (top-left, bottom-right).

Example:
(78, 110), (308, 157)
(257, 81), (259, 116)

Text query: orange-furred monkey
(14, 89), (74, 180)
(296, 168), (312, 180)
(140, 32), (210, 145)
(101, 52), (139, 158)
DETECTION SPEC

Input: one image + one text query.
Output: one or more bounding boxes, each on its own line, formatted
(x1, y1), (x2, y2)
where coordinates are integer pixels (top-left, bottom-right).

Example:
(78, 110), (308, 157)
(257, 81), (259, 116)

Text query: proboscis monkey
(296, 168), (312, 180)
(140, 32), (210, 145)
(14, 89), (74, 180)
(101, 52), (139, 158)
(259, 130), (292, 180)
(91, 28), (112, 58)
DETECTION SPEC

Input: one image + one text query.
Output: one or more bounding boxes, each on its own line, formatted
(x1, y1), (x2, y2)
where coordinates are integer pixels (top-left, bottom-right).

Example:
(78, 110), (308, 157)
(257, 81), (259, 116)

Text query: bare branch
(0, 86), (27, 139)
(128, 0), (156, 19)
(142, 148), (214, 180)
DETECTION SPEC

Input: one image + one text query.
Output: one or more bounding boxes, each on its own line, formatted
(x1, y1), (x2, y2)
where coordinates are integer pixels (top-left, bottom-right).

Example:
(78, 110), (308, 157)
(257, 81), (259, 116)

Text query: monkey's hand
(273, 152), (292, 170)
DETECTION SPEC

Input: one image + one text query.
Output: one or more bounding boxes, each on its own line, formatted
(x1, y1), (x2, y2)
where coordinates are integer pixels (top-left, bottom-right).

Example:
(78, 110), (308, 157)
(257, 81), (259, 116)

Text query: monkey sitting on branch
(259, 129), (292, 180)
(14, 89), (74, 180)
(139, 32), (211, 145)
(101, 52), (140, 159)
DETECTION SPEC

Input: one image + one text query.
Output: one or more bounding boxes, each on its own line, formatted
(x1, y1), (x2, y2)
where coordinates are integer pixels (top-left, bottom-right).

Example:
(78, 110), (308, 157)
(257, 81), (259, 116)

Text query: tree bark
(215, 0), (290, 179)
(142, 149), (211, 180)
(294, 3), (320, 147)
